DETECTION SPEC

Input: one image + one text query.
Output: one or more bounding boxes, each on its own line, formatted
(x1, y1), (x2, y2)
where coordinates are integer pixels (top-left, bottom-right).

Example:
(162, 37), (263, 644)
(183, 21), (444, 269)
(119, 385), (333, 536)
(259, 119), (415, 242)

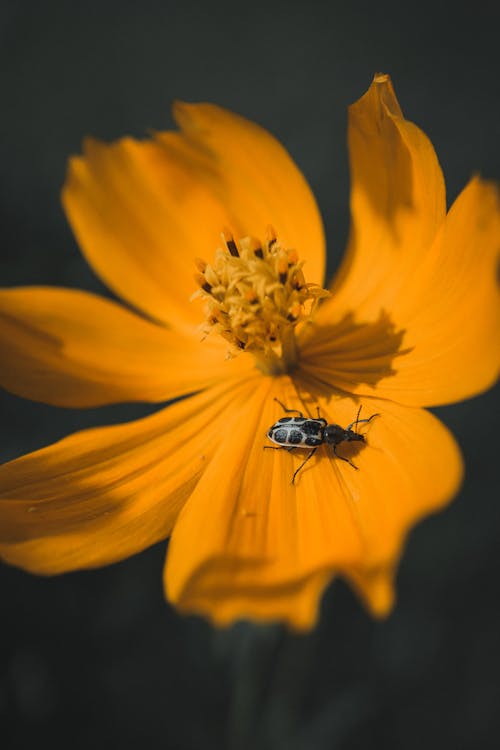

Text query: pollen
(193, 230), (330, 374)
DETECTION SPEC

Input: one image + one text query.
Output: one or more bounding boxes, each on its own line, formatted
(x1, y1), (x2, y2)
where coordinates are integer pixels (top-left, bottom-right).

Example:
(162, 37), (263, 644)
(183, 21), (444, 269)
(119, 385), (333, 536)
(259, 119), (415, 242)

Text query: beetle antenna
(346, 411), (381, 432)
(354, 405), (362, 432)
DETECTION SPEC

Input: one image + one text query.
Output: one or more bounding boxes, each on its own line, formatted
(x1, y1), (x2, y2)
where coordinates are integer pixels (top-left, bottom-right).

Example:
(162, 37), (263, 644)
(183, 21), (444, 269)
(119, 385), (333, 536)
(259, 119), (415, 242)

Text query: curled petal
(324, 73), (446, 318)
(306, 178), (500, 406)
(376, 177), (500, 405)
(165, 379), (462, 628)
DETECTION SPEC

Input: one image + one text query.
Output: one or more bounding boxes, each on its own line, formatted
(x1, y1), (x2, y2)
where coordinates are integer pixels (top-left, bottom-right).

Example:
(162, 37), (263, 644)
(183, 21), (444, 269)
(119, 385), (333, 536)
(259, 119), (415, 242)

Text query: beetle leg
(273, 397), (304, 418)
(333, 445), (358, 470)
(291, 447), (317, 484)
(264, 445), (297, 452)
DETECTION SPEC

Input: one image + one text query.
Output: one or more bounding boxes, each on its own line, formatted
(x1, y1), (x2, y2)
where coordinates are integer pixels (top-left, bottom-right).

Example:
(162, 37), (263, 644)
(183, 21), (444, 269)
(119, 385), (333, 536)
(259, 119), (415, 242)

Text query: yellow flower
(0, 74), (498, 630)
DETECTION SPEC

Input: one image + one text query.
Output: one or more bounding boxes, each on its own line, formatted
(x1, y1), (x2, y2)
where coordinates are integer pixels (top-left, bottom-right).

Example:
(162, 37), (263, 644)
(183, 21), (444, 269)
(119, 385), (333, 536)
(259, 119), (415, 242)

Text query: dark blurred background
(1, 1), (499, 748)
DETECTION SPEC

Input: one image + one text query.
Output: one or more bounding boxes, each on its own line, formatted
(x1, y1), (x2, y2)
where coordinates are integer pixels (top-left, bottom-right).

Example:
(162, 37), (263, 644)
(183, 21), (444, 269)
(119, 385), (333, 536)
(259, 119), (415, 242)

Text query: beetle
(265, 398), (380, 484)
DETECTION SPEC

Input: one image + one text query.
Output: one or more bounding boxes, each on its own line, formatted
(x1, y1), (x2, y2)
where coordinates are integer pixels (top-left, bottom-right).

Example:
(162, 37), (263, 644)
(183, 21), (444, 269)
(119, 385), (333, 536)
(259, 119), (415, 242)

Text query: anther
(292, 269), (306, 290)
(193, 226), (330, 371)
(195, 273), (212, 293)
(287, 302), (301, 322)
(244, 288), (259, 304)
(195, 257), (207, 272)
(278, 251), (288, 284)
(247, 237), (264, 259)
(222, 229), (239, 257)
(266, 224), (277, 248)
(248, 237), (264, 259)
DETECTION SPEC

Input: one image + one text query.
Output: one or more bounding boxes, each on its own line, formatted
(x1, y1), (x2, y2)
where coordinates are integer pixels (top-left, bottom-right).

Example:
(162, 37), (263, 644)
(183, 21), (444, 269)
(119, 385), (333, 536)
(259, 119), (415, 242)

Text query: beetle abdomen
(267, 418), (325, 448)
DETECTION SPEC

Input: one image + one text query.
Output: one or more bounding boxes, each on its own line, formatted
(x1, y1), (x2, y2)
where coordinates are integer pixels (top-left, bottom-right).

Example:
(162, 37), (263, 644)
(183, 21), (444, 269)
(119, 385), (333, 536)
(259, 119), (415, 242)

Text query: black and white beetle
(265, 398), (380, 484)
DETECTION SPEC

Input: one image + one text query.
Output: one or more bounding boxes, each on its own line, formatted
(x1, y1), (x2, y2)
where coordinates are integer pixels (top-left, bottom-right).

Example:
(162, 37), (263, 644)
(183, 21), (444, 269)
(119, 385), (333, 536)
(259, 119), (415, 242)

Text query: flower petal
(63, 103), (326, 330)
(304, 177), (500, 406)
(0, 376), (258, 573)
(0, 287), (251, 407)
(62, 134), (229, 328)
(322, 73), (446, 319)
(347, 564), (396, 618)
(165, 381), (462, 628)
(159, 101), (326, 284)
(371, 177), (500, 405)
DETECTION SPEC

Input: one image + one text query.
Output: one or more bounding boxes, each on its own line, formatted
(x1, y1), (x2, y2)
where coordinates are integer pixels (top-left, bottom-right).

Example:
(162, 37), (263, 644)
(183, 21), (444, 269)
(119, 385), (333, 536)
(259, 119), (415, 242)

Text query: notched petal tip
(172, 100), (223, 136)
(171, 99), (193, 125)
(328, 71), (447, 331)
(373, 71), (390, 83)
(352, 71), (403, 123)
(349, 566), (396, 619)
(468, 173), (500, 214)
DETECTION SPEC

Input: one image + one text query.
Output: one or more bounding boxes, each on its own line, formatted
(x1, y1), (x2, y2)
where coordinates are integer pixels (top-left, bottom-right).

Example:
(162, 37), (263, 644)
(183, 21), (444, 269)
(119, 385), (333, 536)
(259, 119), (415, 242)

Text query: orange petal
(304, 177), (500, 406)
(321, 73), (446, 320)
(347, 564), (396, 618)
(371, 177), (500, 405)
(165, 380), (462, 629)
(0, 286), (252, 407)
(63, 104), (325, 331)
(166, 564), (333, 632)
(0, 376), (258, 573)
(62, 134), (228, 329)
(159, 101), (326, 284)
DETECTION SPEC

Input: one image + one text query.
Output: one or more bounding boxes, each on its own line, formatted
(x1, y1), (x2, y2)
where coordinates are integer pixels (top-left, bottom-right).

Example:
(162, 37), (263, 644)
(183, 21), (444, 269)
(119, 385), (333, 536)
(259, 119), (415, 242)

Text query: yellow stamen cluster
(193, 229), (329, 374)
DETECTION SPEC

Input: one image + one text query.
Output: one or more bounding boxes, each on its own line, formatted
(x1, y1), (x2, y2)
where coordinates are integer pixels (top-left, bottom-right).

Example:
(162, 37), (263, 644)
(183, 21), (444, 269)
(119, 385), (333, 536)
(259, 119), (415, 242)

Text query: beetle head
(345, 429), (365, 443)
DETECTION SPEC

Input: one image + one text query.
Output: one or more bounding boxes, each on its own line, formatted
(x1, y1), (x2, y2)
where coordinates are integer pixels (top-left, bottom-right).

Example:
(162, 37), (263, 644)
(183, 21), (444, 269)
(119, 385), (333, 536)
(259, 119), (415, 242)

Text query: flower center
(193, 228), (329, 375)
